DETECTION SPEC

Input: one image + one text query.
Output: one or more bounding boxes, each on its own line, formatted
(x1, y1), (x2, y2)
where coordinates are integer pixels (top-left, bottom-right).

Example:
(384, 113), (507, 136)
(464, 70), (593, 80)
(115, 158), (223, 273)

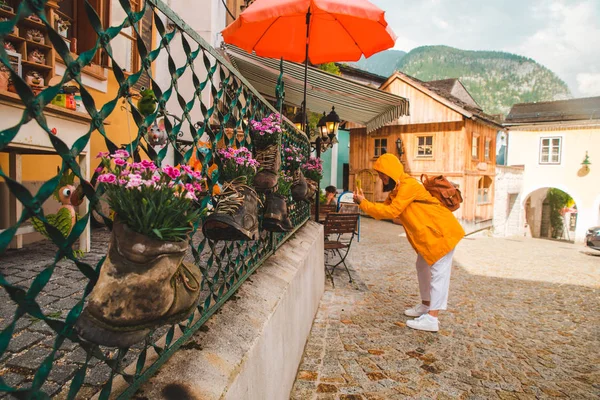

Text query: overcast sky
(371, 0), (600, 97)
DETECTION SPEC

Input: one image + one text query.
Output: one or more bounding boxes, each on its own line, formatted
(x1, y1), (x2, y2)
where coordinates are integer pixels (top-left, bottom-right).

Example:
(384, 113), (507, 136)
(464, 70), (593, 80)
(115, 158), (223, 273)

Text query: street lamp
(293, 102), (307, 131)
(395, 137), (404, 157)
(311, 106), (340, 221)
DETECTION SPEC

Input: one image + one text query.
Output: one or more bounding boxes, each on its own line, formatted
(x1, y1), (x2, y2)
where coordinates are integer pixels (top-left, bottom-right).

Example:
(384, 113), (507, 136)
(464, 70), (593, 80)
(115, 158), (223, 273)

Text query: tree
(317, 63), (341, 76)
(546, 189), (573, 239)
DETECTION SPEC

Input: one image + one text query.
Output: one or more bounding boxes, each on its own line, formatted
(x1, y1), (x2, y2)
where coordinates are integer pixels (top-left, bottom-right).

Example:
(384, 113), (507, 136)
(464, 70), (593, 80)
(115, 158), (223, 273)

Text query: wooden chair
(323, 213), (359, 285)
(311, 203), (338, 223)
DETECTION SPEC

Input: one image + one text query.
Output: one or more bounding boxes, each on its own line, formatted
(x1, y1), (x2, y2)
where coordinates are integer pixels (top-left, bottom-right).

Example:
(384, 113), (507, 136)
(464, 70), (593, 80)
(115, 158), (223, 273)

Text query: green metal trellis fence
(0, 0), (310, 398)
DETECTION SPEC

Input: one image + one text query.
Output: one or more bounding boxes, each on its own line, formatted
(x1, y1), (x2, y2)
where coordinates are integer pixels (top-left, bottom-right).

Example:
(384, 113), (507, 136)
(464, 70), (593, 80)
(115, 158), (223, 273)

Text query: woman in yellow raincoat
(353, 154), (464, 332)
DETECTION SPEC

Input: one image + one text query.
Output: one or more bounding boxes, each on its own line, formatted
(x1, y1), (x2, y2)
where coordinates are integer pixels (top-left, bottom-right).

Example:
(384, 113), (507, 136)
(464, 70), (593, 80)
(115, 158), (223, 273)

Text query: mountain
(397, 46), (571, 115)
(350, 46), (572, 115)
(351, 50), (406, 77)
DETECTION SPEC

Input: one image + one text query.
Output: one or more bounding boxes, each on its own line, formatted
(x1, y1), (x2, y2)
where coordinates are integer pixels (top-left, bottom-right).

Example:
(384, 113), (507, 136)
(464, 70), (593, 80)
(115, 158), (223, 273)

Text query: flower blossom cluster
(217, 147), (259, 169)
(282, 144), (305, 171)
(96, 150), (204, 201)
(302, 156), (323, 181)
(249, 113), (282, 136)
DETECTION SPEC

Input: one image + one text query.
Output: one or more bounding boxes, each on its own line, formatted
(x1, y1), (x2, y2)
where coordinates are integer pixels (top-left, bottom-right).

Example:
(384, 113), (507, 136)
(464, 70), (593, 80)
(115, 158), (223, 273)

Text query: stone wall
(493, 166), (525, 237)
(135, 221), (325, 400)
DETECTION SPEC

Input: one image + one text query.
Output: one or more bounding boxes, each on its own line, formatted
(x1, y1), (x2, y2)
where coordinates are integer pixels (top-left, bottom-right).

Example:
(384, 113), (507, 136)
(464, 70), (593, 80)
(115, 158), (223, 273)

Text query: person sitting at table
(324, 186), (337, 207)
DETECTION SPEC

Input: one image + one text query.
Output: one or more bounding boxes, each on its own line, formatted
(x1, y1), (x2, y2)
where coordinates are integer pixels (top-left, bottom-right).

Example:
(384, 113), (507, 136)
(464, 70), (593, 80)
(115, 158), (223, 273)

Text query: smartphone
(356, 179), (361, 191)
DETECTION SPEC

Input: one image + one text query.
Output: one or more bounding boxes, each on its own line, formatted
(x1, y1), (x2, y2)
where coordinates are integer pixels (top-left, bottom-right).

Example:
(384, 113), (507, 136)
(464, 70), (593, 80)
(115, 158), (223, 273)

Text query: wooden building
(347, 72), (504, 232)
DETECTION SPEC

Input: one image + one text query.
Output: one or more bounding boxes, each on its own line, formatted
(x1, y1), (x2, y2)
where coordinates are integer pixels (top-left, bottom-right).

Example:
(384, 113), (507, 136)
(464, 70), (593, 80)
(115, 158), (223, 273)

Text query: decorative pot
(253, 143), (281, 192)
(305, 178), (317, 202)
(291, 169), (308, 202)
(262, 193), (293, 232)
(75, 221), (201, 348)
(202, 179), (259, 241)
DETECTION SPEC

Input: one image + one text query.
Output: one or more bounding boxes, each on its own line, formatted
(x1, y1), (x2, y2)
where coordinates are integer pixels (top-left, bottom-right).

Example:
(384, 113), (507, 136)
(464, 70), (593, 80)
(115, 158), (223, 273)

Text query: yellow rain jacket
(359, 154), (465, 265)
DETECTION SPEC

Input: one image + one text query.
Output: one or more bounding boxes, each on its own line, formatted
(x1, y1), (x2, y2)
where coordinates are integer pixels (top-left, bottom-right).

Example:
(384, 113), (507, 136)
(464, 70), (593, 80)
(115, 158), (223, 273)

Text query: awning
(225, 45), (409, 133)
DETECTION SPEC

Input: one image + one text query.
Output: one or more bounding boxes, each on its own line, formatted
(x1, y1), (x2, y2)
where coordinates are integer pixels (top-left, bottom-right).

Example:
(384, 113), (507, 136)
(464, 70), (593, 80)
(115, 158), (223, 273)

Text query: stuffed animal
(137, 87), (158, 117)
(147, 118), (167, 146)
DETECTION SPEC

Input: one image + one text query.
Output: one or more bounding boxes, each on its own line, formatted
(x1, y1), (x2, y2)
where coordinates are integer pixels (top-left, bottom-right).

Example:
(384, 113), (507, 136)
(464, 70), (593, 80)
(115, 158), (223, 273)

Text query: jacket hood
(373, 154), (408, 183)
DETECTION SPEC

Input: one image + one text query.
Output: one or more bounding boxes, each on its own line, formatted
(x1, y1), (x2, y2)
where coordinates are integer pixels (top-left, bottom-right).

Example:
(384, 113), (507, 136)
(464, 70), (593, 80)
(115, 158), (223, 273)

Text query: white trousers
(416, 249), (455, 311)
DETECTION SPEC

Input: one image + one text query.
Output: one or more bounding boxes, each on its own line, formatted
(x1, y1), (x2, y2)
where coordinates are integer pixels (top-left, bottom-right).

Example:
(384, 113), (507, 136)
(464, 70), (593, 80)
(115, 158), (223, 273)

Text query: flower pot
(291, 169), (308, 202)
(253, 143), (281, 192)
(305, 178), (317, 202)
(75, 221), (201, 348)
(203, 179), (259, 241)
(262, 193), (293, 232)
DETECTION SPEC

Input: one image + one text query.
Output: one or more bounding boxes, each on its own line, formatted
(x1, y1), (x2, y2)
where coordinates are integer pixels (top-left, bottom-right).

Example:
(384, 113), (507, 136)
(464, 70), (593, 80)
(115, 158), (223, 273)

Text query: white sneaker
(404, 303), (430, 317)
(406, 313), (439, 332)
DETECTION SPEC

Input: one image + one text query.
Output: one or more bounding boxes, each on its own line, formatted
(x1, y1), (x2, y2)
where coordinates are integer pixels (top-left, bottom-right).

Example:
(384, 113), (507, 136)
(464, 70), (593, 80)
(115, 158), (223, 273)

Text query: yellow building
(0, 0), (155, 249)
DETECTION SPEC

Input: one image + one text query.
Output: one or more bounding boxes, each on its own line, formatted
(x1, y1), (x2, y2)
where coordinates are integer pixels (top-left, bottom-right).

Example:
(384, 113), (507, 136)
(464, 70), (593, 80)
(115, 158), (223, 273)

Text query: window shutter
(133, 6), (153, 91)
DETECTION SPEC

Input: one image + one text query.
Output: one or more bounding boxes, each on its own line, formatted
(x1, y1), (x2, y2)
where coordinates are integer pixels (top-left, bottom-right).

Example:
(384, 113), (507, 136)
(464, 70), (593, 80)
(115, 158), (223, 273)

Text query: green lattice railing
(0, 0), (310, 398)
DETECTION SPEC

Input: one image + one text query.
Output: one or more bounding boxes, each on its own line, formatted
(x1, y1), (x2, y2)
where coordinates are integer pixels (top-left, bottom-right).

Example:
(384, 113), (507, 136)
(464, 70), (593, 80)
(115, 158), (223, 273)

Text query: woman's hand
(353, 188), (365, 205)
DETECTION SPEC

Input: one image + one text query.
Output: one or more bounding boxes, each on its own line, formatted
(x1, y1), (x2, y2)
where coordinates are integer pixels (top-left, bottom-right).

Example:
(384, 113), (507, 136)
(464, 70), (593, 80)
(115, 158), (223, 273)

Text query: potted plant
(302, 156), (323, 201)
(263, 172), (293, 232)
(250, 113), (282, 192)
(283, 144), (309, 202)
(202, 147), (261, 241)
(75, 151), (205, 348)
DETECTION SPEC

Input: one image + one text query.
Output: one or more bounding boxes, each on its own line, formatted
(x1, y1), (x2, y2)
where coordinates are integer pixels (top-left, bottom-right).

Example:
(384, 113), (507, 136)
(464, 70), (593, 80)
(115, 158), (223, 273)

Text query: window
(471, 134), (479, 159)
(539, 137), (562, 164)
(110, 0), (142, 73)
(484, 138), (491, 161)
(416, 135), (433, 158)
(374, 138), (387, 157)
(477, 176), (492, 204)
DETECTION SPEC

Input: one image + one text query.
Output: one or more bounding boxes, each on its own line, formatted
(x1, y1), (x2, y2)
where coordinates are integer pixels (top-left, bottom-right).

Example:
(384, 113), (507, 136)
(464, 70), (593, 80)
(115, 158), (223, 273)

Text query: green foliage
(317, 62), (341, 76)
(546, 189), (573, 239)
(106, 183), (203, 242)
(276, 172), (292, 197)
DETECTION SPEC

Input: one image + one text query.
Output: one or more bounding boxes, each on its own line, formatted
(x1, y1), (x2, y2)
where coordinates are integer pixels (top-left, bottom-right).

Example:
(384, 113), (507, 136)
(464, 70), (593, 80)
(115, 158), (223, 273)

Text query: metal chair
(323, 213), (360, 285)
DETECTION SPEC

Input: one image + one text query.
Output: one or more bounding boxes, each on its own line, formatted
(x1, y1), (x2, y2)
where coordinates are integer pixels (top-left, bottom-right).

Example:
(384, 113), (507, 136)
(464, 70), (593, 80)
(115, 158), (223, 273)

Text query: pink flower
(162, 165), (181, 180)
(120, 170), (130, 176)
(114, 158), (127, 166)
(143, 180), (155, 187)
(181, 165), (194, 175)
(152, 175), (161, 183)
(192, 171), (202, 179)
(98, 173), (117, 184)
(185, 191), (198, 201)
(184, 183), (195, 192)
(96, 151), (109, 159)
(119, 179), (127, 185)
(95, 167), (103, 173)
(111, 149), (130, 159)
(141, 160), (155, 169)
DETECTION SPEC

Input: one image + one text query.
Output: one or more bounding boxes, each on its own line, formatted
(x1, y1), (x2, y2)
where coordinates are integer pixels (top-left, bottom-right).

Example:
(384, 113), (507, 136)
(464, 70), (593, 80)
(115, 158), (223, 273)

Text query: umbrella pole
(303, 8), (319, 223)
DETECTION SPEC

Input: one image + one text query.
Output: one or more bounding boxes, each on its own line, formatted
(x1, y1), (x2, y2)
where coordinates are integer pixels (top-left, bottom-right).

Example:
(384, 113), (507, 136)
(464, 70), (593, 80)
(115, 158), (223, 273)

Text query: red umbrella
(222, 0), (396, 221)
(222, 0), (396, 64)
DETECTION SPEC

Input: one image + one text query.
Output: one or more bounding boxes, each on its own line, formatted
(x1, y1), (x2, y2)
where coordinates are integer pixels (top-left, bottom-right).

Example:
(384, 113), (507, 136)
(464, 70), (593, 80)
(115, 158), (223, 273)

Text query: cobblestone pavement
(0, 229), (115, 398)
(291, 219), (600, 399)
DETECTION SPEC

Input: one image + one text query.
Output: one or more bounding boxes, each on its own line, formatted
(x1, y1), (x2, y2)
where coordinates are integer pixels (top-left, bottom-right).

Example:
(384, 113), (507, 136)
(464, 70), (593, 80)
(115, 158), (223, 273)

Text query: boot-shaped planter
(291, 169), (308, 202)
(75, 221), (201, 348)
(203, 179), (260, 241)
(253, 143), (281, 192)
(305, 178), (317, 202)
(263, 193), (293, 232)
